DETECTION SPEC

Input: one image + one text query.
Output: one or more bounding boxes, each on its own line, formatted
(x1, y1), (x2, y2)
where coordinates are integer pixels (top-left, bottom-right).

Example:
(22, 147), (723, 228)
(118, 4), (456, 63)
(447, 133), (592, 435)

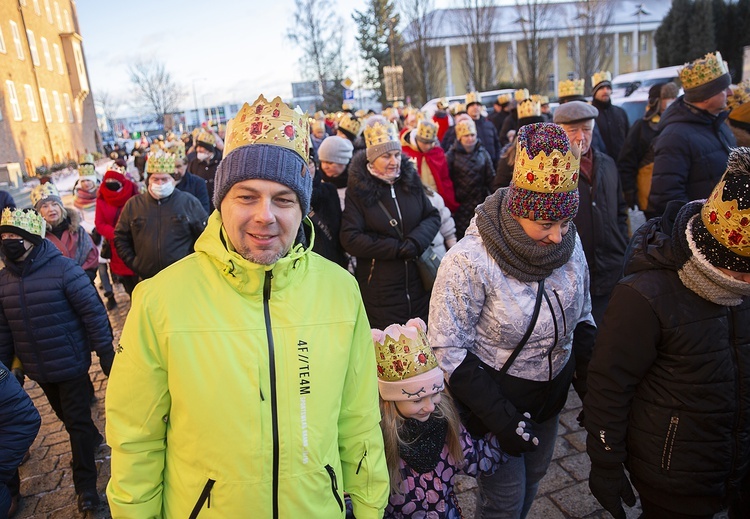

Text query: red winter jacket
(95, 171), (140, 276)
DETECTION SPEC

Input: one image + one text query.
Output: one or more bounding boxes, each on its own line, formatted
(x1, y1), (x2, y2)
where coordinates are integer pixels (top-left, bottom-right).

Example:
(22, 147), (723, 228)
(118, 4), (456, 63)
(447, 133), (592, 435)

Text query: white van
(611, 66), (684, 124)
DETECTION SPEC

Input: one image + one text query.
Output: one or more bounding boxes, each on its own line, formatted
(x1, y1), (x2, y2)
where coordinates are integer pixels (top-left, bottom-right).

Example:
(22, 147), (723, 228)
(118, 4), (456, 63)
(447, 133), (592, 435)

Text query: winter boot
(104, 291), (117, 310)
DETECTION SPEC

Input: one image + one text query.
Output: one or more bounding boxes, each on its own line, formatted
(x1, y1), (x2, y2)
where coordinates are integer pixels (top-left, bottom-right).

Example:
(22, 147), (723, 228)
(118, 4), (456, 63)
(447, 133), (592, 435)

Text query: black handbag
(101, 239), (112, 260)
(377, 200), (440, 291)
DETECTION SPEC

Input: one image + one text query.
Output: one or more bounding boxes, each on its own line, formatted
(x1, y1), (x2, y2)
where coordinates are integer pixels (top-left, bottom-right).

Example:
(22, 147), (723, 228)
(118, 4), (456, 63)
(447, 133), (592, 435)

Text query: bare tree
(399, 0), (444, 104)
(457, 0), (498, 92)
(514, 0), (559, 93)
(96, 91), (121, 136)
(570, 0), (616, 92)
(128, 60), (185, 125)
(288, 0), (346, 112)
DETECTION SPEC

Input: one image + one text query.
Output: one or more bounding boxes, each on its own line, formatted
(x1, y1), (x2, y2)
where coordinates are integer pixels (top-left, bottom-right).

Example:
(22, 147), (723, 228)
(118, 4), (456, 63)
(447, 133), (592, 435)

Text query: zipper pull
(325, 465), (338, 490)
(356, 449), (367, 474)
(390, 184), (396, 199)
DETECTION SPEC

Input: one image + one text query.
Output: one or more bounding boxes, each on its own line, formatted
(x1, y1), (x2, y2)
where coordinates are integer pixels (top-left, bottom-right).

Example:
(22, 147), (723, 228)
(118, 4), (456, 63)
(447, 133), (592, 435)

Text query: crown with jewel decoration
(415, 120), (438, 142)
(436, 97), (449, 110)
(364, 119), (399, 149)
(558, 79), (585, 98)
(338, 113), (362, 137)
(531, 94), (549, 105)
(80, 153), (94, 164)
(78, 164), (96, 179)
(449, 102), (466, 116)
(30, 182), (61, 209)
(196, 130), (216, 148)
(517, 99), (542, 119)
(515, 88), (530, 102)
(145, 151), (175, 175)
(166, 141), (186, 160)
(679, 52), (729, 90)
(465, 91), (481, 105)
(497, 93), (511, 105)
(513, 126), (581, 194)
(223, 95), (309, 162)
(1, 207), (46, 240)
(701, 157), (750, 259)
(591, 70), (612, 88)
(728, 79), (750, 124)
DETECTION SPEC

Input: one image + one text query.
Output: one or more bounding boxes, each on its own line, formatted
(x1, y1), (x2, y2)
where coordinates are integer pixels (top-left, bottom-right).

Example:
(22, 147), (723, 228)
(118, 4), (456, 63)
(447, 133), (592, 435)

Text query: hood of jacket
(348, 149), (424, 207)
(623, 201), (685, 278)
(657, 96), (730, 131)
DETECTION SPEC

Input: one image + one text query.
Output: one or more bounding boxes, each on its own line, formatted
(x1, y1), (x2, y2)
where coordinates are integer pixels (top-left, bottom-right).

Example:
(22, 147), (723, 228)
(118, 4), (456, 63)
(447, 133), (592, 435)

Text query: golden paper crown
(382, 107), (399, 121)
(436, 97), (449, 110)
(465, 91), (481, 105)
(354, 109), (367, 119)
(80, 153), (94, 164)
(497, 93), (511, 105)
(515, 88), (530, 102)
(532, 94), (549, 105)
(338, 113), (362, 136)
(145, 151), (176, 175)
(591, 70), (612, 87)
(514, 140), (581, 194)
(223, 95), (310, 162)
(680, 52), (729, 90)
(728, 80), (750, 113)
(416, 120), (438, 142)
(517, 99), (542, 119)
(30, 183), (61, 208)
(196, 130), (216, 147)
(455, 119), (477, 139)
(558, 79), (585, 98)
(1, 208), (46, 240)
(364, 120), (399, 149)
(373, 319), (438, 383)
(166, 141), (186, 160)
(313, 110), (325, 120)
(342, 102), (354, 111)
(393, 101), (404, 109)
(107, 162), (127, 175)
(701, 173), (750, 258)
(78, 164), (96, 179)
(449, 102), (466, 116)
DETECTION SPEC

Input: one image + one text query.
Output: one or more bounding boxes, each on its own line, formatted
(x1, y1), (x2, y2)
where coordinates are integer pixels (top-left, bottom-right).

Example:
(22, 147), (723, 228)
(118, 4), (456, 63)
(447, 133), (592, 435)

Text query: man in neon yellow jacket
(105, 95), (390, 518)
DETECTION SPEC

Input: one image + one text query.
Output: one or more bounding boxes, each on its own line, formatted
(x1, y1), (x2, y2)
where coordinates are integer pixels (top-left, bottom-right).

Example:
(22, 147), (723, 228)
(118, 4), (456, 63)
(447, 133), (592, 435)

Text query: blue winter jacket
(174, 171), (210, 214)
(0, 240), (114, 384)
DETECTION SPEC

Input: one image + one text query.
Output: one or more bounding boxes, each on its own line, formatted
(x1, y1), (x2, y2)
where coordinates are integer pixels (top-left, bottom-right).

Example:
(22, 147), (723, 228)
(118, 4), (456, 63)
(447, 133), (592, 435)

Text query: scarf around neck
(475, 188), (578, 282)
(399, 415), (448, 474)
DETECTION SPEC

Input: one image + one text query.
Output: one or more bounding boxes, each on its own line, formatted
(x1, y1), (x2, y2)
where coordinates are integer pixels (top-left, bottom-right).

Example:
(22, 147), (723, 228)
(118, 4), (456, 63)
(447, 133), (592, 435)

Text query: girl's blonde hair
(379, 389), (465, 492)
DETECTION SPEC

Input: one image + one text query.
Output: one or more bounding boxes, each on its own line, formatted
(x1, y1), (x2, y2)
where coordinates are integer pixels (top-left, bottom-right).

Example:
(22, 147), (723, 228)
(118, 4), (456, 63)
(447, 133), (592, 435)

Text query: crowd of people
(1, 49), (749, 519)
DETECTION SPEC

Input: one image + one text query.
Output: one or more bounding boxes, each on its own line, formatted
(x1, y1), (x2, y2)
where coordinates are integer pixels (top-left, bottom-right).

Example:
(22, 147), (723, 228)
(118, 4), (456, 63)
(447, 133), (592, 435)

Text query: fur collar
(347, 149), (423, 207)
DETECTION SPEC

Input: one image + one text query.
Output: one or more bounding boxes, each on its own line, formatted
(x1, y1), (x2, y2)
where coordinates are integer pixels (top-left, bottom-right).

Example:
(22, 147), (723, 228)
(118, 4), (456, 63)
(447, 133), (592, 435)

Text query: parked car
(611, 66), (684, 125)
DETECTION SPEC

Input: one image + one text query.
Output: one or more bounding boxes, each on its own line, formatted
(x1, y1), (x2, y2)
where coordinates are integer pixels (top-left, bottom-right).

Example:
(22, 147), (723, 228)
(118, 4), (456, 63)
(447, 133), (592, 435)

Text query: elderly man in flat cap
(554, 101), (628, 324)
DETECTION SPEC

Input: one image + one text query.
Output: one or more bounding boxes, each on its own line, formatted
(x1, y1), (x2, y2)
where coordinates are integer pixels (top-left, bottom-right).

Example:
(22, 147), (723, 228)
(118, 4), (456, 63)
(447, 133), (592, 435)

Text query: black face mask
(104, 181), (122, 191)
(1, 239), (28, 261)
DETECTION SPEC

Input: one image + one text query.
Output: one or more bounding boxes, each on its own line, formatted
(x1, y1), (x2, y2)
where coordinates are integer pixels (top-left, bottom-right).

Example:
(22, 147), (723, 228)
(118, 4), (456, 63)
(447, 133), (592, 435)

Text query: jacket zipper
(390, 184), (411, 314)
(542, 290), (557, 381)
(727, 309), (741, 490)
(661, 414), (679, 471)
(188, 478), (215, 519)
(263, 270), (280, 519)
(325, 464), (344, 512)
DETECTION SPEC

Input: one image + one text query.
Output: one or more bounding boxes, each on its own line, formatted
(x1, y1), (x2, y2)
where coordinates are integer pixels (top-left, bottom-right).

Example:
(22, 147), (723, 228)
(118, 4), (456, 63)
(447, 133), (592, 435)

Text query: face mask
(197, 152), (211, 162)
(149, 182), (175, 199)
(104, 181), (122, 191)
(1, 239), (29, 261)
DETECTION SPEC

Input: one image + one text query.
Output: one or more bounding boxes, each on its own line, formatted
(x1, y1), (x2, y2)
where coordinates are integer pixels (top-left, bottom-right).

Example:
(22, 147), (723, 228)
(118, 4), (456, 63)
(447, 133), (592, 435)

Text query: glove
(397, 238), (419, 260)
(495, 411), (539, 457)
(589, 463), (636, 519)
(99, 353), (114, 377)
(11, 367), (24, 387)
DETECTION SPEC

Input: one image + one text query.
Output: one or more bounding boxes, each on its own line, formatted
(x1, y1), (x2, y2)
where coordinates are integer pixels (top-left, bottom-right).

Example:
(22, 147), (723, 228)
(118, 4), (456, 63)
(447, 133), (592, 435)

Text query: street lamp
(632, 3), (650, 72)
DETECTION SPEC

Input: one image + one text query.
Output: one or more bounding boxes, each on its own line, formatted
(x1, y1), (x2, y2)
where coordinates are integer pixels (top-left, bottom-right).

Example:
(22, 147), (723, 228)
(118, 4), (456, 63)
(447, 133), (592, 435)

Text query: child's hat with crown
(372, 318), (445, 402)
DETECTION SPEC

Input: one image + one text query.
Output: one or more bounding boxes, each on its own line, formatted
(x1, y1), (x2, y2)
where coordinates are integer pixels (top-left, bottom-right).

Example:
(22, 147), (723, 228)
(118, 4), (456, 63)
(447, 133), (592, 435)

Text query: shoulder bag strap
(498, 278), (545, 378)
(377, 200), (404, 240)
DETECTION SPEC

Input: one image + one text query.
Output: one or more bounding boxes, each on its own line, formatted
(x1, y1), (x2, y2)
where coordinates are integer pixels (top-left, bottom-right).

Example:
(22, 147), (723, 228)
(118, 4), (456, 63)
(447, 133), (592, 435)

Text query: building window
(33, 0), (40, 15)
(63, 92), (73, 122)
(566, 40), (574, 59)
(73, 42), (88, 91)
(0, 25), (6, 54)
(27, 30), (40, 66)
(548, 74), (555, 93)
(39, 87), (51, 122)
(53, 43), (63, 74)
(24, 84), (38, 122)
(10, 21), (24, 60)
(52, 90), (63, 122)
(623, 35), (630, 54)
(6, 81), (23, 121)
(41, 37), (52, 69)
(44, 0), (52, 24)
(640, 34), (648, 52)
(74, 97), (81, 123)
(54, 2), (63, 31)
(547, 41), (554, 61)
(64, 9), (71, 32)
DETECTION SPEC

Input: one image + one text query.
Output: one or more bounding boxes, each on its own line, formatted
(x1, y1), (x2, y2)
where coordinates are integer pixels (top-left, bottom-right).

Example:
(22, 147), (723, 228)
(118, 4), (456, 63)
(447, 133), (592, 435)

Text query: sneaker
(77, 489), (100, 513)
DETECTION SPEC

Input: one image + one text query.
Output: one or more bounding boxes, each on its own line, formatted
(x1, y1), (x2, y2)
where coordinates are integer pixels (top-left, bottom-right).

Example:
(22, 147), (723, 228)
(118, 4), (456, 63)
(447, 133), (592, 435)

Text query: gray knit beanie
(364, 115), (401, 163)
(318, 136), (354, 165)
(213, 144), (312, 215)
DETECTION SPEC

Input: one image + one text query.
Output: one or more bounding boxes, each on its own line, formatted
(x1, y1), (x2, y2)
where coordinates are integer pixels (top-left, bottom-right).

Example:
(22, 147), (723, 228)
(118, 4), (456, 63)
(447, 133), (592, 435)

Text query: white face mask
(149, 181), (175, 199)
(197, 152), (211, 162)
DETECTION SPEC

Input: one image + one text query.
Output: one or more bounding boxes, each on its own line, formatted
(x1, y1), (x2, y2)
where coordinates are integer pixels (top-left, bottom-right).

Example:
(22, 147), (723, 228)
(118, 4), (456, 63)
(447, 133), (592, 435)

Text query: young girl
(373, 318), (507, 518)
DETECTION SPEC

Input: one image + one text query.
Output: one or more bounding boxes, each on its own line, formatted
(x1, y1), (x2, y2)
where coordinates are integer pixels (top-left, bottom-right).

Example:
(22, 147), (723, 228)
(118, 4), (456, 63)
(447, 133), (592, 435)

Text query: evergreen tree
(655, 0), (694, 66)
(689, 0), (716, 59)
(353, 0), (401, 105)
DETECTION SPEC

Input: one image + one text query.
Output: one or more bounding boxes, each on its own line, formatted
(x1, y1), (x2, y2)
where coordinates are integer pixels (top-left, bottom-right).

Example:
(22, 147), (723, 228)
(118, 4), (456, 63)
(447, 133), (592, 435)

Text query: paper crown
(558, 79), (585, 98)
(223, 95), (309, 163)
(455, 119), (477, 139)
(436, 97), (449, 110)
(382, 107), (399, 121)
(372, 318), (445, 401)
(364, 119), (399, 149)
(166, 141), (186, 160)
(465, 91), (481, 105)
(517, 99), (542, 119)
(30, 182), (61, 209)
(415, 120), (438, 142)
(0, 207), (46, 240)
(449, 102), (466, 116)
(80, 153), (94, 165)
(145, 151), (176, 175)
(78, 164), (96, 179)
(591, 70), (612, 87)
(531, 94), (549, 105)
(680, 52), (729, 90)
(311, 119), (326, 133)
(515, 89), (530, 102)
(700, 152), (750, 260)
(338, 113), (362, 136)
(107, 162), (127, 175)
(513, 123), (581, 194)
(342, 101), (354, 111)
(728, 79), (750, 124)
(392, 101), (404, 109)
(497, 93), (511, 105)
(313, 110), (325, 120)
(196, 130), (216, 147)
(354, 109), (367, 119)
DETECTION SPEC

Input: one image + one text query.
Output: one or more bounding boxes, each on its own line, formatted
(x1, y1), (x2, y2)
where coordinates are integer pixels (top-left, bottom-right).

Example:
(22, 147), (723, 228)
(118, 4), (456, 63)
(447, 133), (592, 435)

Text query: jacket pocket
(324, 464), (344, 513)
(661, 413), (680, 472)
(188, 478), (215, 519)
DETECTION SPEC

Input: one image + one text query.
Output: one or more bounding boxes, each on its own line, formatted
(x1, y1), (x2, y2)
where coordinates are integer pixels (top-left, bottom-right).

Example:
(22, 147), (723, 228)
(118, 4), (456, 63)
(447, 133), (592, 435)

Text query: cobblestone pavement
(10, 280), (728, 518)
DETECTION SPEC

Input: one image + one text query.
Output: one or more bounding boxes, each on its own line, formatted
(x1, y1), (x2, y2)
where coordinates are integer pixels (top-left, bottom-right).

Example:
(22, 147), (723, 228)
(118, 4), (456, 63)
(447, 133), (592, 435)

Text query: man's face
(562, 120), (594, 155)
(172, 162), (187, 182)
(220, 179), (303, 265)
(467, 103), (482, 120)
(38, 200), (63, 225)
(594, 85), (612, 103)
(149, 173), (174, 186)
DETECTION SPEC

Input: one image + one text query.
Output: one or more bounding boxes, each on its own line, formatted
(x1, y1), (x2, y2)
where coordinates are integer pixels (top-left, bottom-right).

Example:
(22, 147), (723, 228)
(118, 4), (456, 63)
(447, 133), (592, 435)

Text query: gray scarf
(475, 188), (577, 282)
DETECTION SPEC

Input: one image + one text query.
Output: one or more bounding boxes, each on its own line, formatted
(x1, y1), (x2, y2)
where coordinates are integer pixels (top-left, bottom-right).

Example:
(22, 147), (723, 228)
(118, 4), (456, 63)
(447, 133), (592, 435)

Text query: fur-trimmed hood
(347, 149), (424, 207)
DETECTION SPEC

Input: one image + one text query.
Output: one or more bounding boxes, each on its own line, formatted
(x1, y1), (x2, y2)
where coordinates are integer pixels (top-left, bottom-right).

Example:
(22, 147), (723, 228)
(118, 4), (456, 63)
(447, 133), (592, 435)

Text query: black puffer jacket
(592, 98), (629, 161)
(446, 141), (495, 239)
(340, 151), (440, 329)
(114, 190), (207, 279)
(0, 241), (114, 384)
(649, 96), (736, 217)
(442, 116), (501, 167)
(584, 202), (750, 516)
